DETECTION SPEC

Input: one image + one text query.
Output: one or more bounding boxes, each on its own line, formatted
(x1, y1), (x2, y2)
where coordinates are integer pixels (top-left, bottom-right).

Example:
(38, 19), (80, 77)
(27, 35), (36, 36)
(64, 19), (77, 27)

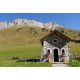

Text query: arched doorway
(54, 49), (59, 62)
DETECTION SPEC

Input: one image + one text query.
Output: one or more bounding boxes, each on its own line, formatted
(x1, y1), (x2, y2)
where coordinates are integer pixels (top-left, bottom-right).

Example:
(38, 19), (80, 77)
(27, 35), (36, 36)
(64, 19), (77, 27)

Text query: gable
(41, 30), (71, 46)
(48, 34), (62, 44)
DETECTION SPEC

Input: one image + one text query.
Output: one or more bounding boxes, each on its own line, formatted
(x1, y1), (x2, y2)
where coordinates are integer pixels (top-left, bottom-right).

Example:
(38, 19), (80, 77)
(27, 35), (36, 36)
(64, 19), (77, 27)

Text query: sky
(0, 13), (80, 30)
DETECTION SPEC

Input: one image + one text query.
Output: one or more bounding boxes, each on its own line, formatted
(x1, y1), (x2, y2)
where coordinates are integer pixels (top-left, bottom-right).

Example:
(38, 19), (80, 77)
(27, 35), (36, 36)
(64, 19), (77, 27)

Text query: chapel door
(54, 49), (59, 62)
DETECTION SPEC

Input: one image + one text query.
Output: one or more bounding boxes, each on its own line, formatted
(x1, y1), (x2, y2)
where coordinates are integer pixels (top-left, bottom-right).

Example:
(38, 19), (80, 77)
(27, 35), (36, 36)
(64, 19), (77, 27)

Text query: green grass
(69, 42), (80, 54)
(0, 44), (42, 59)
(0, 27), (79, 67)
(68, 42), (80, 67)
(68, 60), (80, 67)
(0, 43), (51, 67)
(0, 60), (51, 67)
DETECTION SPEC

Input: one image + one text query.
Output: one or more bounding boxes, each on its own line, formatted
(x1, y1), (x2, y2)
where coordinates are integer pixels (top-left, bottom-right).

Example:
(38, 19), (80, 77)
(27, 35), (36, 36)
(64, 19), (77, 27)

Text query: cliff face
(0, 19), (62, 30)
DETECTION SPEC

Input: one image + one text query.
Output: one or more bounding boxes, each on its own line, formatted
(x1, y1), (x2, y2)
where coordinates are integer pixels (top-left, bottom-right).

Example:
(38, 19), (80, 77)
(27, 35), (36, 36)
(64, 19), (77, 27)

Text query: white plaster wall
(42, 41), (70, 62)
(44, 41), (48, 47)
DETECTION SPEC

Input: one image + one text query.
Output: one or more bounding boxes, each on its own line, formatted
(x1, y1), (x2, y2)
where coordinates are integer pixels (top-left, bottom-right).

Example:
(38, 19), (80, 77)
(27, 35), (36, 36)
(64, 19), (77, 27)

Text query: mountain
(0, 18), (79, 48)
(0, 22), (79, 57)
(0, 19), (62, 30)
(0, 25), (79, 48)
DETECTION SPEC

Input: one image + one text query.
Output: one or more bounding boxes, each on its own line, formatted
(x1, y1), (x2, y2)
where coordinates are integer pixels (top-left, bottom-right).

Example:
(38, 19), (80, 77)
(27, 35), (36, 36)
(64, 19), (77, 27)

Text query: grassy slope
(0, 26), (79, 66)
(62, 28), (80, 54)
(0, 27), (48, 47)
(0, 27), (51, 67)
(63, 28), (80, 39)
(0, 44), (51, 67)
(69, 42), (80, 54)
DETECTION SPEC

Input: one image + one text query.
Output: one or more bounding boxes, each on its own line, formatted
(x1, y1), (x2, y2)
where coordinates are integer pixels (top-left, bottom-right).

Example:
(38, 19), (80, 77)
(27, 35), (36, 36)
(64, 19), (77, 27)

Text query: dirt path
(52, 63), (69, 67)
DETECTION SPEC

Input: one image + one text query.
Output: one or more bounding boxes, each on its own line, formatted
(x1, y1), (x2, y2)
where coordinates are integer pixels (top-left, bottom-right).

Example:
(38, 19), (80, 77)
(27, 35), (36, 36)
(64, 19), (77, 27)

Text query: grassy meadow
(0, 27), (52, 67)
(0, 43), (51, 67)
(0, 26), (79, 67)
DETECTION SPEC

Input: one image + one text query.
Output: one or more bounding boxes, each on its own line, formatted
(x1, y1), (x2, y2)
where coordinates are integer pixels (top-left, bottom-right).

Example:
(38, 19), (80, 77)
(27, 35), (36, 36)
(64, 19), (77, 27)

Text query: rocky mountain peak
(0, 19), (63, 30)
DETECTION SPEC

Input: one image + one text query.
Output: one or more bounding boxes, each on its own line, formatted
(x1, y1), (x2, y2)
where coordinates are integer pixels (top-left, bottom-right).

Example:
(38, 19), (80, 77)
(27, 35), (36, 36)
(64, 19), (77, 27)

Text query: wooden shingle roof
(40, 30), (71, 45)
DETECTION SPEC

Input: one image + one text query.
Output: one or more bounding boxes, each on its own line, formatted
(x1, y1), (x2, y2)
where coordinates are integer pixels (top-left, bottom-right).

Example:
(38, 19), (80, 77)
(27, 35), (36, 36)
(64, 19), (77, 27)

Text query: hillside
(0, 26), (79, 66)
(0, 26), (79, 48)
(0, 26), (49, 48)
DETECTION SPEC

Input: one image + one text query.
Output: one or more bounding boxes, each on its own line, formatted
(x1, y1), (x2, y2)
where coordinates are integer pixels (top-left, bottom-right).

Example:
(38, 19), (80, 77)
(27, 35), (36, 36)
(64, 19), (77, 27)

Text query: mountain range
(0, 19), (63, 30)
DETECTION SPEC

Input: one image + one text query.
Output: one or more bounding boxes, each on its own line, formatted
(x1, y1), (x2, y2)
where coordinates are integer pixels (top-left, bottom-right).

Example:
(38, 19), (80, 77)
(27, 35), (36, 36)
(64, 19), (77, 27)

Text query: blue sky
(0, 13), (80, 30)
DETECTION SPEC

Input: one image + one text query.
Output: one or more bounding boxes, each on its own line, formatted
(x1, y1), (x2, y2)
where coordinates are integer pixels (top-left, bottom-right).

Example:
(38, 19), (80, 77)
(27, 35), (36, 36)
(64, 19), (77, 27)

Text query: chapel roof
(40, 30), (71, 45)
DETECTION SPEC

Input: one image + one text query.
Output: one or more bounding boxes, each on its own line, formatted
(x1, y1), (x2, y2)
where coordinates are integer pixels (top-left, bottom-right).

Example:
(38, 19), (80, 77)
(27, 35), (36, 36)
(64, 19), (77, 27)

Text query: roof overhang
(40, 30), (71, 46)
